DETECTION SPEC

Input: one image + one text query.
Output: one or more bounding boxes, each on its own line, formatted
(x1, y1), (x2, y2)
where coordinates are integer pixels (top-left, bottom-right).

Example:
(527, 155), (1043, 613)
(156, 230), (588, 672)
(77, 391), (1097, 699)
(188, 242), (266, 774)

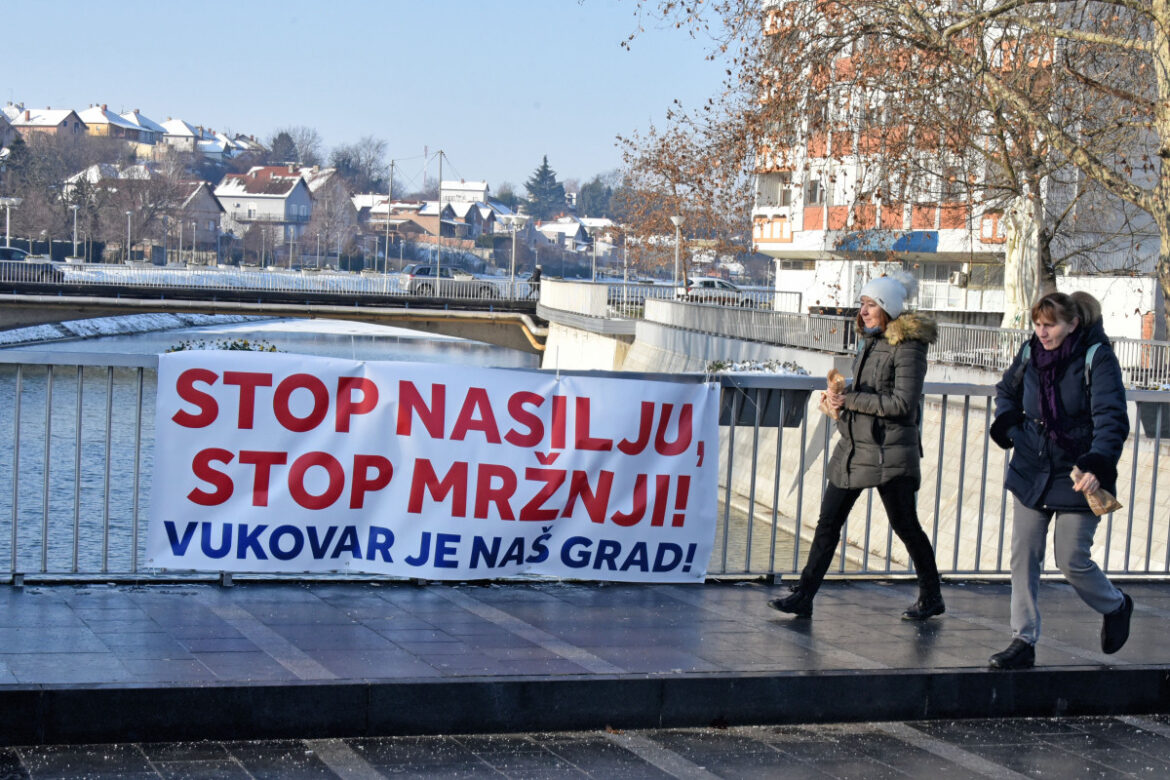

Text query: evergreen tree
(577, 175), (614, 217)
(524, 156), (566, 221)
(268, 131), (297, 164)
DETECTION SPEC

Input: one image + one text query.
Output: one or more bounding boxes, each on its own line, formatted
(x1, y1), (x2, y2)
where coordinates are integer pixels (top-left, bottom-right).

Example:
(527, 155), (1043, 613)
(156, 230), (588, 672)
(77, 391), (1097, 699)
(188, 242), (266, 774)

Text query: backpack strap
(1015, 340), (1099, 390)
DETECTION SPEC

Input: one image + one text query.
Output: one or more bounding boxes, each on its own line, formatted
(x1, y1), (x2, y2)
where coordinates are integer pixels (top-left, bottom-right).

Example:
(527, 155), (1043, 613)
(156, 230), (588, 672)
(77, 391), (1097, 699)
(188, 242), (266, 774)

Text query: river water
(0, 317), (538, 575)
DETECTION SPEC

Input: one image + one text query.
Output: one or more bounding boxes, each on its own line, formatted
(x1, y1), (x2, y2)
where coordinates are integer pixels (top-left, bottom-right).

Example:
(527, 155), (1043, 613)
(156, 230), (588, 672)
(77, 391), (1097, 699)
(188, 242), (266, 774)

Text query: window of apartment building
(778, 259), (815, 271)
(756, 172), (792, 207)
(247, 203), (256, 218)
(805, 177), (826, 205)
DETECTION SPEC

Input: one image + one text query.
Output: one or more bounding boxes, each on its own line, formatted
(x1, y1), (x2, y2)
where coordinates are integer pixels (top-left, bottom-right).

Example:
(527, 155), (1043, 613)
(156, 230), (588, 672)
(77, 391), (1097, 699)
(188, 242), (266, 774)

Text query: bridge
(0, 262), (550, 353)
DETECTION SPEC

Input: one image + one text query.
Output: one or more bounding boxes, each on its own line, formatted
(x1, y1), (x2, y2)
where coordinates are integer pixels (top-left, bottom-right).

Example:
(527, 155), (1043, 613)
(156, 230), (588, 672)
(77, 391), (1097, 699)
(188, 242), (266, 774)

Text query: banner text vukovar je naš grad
(146, 351), (720, 582)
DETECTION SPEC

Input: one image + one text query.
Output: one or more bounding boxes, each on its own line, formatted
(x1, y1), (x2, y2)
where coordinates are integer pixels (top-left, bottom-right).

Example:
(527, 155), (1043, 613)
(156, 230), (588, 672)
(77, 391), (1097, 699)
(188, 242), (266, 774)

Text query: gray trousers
(1010, 498), (1125, 645)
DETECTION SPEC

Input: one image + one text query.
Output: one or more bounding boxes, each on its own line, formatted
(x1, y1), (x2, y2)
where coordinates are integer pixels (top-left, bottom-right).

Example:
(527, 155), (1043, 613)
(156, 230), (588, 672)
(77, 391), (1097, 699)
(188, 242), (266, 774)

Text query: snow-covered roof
(538, 221), (586, 237)
(419, 201), (440, 216)
(197, 136), (229, 156)
(119, 109), (167, 134)
(162, 118), (200, 137)
(6, 107), (83, 128)
(77, 105), (139, 131)
(447, 201), (486, 219)
(64, 162), (157, 185)
(352, 193), (384, 210)
(214, 166), (305, 198)
(231, 134), (265, 152)
(299, 166), (341, 193)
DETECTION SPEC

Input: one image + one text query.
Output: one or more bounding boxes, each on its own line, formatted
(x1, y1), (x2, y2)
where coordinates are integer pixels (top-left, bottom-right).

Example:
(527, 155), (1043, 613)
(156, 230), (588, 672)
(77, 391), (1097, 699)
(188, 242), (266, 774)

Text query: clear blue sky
(7, 0), (729, 193)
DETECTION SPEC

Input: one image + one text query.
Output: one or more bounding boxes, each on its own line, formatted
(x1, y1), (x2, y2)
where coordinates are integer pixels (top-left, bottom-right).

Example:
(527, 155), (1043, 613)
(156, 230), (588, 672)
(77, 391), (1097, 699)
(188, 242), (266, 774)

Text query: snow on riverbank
(0, 313), (260, 348)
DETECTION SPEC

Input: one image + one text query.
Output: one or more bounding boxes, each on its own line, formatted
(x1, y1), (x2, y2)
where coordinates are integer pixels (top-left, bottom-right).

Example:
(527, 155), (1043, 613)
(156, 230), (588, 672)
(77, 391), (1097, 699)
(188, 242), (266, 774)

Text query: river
(0, 317), (538, 575)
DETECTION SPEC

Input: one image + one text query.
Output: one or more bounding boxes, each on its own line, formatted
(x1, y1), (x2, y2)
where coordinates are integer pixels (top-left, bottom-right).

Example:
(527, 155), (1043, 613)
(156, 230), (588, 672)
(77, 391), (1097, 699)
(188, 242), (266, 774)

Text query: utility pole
(435, 150), (443, 286)
(390, 160), (400, 273)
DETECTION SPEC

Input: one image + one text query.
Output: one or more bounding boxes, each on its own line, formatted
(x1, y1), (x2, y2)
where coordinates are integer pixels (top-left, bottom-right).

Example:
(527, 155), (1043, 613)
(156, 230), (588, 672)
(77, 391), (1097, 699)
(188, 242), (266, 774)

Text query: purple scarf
(1031, 328), (1083, 451)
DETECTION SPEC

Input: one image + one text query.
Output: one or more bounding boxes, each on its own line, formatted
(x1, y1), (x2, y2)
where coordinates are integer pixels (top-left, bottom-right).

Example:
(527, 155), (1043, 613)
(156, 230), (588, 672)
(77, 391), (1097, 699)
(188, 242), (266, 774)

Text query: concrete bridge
(0, 272), (548, 353)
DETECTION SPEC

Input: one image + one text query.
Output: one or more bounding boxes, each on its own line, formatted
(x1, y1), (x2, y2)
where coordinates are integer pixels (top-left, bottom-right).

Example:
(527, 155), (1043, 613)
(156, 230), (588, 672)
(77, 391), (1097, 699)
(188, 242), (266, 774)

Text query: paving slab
(0, 579), (1167, 745)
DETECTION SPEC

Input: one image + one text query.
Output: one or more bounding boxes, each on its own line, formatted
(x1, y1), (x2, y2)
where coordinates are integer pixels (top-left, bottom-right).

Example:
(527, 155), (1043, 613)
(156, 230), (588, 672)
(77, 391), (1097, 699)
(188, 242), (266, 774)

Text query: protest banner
(146, 351), (720, 582)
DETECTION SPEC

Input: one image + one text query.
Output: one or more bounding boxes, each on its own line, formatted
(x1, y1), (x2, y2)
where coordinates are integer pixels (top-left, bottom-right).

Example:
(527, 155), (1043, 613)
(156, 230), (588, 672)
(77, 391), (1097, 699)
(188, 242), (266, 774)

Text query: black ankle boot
(989, 638), (1035, 670)
(767, 586), (813, 618)
(901, 589), (945, 621)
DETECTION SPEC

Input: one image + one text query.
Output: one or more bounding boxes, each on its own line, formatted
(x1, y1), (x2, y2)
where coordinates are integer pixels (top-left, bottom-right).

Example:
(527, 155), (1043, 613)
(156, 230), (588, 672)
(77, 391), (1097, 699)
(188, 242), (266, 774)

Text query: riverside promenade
(1, 577), (1167, 747)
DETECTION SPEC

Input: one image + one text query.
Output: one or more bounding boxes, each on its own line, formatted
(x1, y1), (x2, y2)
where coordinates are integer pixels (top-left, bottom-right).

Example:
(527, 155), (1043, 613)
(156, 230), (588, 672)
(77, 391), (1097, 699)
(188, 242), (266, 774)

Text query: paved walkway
(0, 579), (1167, 746)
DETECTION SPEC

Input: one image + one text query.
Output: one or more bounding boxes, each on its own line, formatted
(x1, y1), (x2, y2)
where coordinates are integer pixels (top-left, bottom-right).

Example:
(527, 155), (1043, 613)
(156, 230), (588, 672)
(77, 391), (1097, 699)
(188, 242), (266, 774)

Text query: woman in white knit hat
(769, 271), (944, 620)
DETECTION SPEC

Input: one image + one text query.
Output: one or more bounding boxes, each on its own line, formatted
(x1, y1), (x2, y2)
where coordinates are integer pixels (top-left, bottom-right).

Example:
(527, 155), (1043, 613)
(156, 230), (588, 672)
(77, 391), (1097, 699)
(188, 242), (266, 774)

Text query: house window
(247, 203), (256, 218)
(756, 171), (792, 207)
(806, 177), (825, 205)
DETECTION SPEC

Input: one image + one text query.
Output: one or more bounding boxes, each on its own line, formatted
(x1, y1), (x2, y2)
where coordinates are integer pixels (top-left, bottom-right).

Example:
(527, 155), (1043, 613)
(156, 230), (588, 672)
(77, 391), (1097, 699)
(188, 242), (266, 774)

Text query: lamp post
(669, 215), (684, 288)
(125, 211), (132, 263)
(0, 197), (22, 248)
(70, 204), (80, 258)
(504, 214), (527, 297)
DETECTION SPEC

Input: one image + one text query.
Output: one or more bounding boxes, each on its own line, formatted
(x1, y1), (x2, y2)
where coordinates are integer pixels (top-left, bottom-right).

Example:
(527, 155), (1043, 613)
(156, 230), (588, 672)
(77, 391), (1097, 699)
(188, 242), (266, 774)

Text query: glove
(990, 411), (1023, 450)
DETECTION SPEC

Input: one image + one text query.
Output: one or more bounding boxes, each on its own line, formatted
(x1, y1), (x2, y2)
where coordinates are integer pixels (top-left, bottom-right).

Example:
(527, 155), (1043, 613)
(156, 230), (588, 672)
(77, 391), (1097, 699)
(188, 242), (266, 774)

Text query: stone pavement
(7, 716), (1170, 779)
(0, 579), (1167, 747)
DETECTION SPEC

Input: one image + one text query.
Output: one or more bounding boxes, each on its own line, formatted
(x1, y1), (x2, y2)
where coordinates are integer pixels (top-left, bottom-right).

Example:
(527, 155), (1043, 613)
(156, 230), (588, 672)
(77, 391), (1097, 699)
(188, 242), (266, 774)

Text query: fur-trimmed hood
(877, 311), (938, 346)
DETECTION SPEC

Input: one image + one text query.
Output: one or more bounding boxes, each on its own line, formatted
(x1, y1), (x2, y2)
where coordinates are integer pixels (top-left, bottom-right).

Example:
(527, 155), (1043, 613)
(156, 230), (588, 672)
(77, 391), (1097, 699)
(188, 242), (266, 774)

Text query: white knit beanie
(859, 271), (918, 319)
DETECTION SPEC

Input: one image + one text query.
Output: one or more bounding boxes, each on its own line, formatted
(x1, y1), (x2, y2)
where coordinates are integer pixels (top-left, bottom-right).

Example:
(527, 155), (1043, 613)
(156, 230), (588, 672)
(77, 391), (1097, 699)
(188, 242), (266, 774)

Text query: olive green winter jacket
(827, 311), (938, 490)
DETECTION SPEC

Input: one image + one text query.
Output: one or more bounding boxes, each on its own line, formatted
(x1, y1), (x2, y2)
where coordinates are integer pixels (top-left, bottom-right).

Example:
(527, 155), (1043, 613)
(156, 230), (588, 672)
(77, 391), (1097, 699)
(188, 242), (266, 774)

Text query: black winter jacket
(828, 311), (937, 490)
(992, 320), (1129, 511)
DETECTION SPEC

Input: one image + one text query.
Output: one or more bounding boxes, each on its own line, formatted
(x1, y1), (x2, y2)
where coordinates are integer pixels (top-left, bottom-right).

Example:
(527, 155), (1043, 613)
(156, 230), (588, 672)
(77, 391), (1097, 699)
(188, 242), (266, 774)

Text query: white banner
(146, 351), (720, 582)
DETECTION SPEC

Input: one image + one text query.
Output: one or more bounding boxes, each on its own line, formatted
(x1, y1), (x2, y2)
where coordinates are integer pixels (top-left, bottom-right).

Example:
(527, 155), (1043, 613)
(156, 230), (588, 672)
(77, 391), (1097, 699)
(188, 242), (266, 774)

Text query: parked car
(677, 276), (750, 306)
(0, 246), (64, 282)
(405, 264), (496, 298)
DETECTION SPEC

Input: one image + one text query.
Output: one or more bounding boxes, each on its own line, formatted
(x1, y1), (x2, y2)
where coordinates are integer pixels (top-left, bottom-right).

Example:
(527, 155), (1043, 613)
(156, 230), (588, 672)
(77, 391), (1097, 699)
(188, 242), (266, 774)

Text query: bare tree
(628, 1), (1170, 324)
(330, 136), (389, 193)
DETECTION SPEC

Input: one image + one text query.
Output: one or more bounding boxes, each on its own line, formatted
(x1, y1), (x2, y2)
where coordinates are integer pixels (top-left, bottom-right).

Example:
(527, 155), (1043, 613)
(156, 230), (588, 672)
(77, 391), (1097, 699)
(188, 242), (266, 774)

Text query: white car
(678, 276), (750, 306)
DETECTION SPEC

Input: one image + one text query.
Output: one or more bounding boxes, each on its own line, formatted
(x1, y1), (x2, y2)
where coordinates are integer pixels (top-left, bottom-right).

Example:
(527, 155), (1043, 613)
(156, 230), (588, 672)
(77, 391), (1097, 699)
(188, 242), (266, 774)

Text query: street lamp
(503, 213), (528, 296)
(0, 197), (22, 248)
(125, 211), (133, 263)
(669, 215), (684, 288)
(70, 204), (80, 258)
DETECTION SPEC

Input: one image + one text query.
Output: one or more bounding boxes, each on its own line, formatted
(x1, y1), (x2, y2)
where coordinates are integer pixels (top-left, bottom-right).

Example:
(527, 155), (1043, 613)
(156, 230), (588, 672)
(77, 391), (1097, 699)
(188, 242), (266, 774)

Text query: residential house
(77, 104), (145, 142)
(119, 109), (166, 146)
(440, 179), (489, 206)
(301, 166), (357, 228)
(214, 165), (312, 242)
(161, 118), (200, 152)
(536, 216), (589, 251)
(175, 181), (224, 252)
(445, 200), (492, 239)
(300, 166), (358, 255)
(2, 104), (87, 138)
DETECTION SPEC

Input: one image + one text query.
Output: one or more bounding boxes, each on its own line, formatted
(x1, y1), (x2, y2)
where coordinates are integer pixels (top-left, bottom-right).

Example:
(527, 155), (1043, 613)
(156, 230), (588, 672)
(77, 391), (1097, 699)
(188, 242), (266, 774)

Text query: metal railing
(0, 262), (800, 312)
(2, 350), (1168, 582)
(650, 301), (1170, 387)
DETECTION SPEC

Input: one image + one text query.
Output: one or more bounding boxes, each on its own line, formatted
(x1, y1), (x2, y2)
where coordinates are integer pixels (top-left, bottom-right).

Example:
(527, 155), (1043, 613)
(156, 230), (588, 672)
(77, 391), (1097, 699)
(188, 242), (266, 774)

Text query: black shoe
(1101, 592), (1133, 654)
(989, 638), (1035, 670)
(767, 587), (813, 618)
(902, 591), (945, 621)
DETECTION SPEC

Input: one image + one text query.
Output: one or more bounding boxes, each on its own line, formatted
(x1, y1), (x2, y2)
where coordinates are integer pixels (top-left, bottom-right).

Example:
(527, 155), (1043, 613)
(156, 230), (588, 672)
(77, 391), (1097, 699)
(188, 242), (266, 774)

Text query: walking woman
(769, 272), (945, 620)
(987, 291), (1132, 670)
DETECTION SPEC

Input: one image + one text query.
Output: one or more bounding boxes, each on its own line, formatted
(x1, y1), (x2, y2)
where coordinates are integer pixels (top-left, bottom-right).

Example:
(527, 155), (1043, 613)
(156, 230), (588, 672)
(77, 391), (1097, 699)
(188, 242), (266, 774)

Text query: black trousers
(797, 476), (940, 597)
